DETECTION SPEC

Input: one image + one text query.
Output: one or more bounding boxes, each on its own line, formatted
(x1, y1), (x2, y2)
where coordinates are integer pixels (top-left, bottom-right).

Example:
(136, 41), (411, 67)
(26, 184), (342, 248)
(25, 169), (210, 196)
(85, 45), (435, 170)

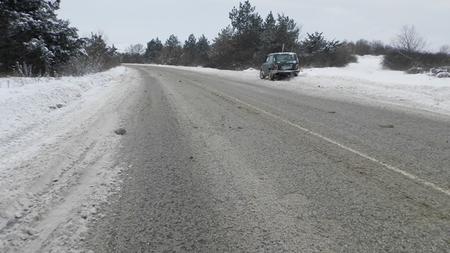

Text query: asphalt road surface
(87, 65), (450, 252)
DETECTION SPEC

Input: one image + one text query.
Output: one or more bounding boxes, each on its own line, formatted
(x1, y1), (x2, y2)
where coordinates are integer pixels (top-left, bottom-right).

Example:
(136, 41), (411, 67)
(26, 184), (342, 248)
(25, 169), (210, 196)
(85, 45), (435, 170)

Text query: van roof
(268, 52), (297, 56)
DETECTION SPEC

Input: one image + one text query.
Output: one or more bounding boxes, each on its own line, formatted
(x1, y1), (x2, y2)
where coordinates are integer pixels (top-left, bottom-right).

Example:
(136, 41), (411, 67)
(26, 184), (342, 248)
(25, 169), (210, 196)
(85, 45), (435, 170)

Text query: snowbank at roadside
(0, 67), (128, 145)
(163, 56), (450, 117)
(0, 66), (138, 252)
(305, 55), (449, 84)
(294, 56), (450, 116)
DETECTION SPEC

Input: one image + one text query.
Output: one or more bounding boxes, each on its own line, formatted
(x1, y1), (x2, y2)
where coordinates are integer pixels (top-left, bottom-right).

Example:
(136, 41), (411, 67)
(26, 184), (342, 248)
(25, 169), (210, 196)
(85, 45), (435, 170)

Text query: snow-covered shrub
(13, 62), (33, 77)
(60, 34), (120, 76)
(299, 32), (357, 67)
(406, 67), (425, 74)
(384, 51), (450, 71)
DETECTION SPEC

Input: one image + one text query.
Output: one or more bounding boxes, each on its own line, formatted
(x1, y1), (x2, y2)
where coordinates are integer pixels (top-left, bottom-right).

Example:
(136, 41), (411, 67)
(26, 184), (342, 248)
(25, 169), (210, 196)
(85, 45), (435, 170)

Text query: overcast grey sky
(58, 0), (449, 51)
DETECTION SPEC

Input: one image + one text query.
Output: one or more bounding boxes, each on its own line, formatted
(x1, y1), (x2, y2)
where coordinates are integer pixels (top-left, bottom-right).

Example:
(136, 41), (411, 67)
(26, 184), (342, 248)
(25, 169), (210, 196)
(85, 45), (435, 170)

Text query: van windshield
(274, 54), (296, 62)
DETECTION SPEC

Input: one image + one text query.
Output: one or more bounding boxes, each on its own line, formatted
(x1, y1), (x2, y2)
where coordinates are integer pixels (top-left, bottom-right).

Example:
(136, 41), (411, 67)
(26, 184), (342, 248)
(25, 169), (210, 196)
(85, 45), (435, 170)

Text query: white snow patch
(0, 67), (127, 144)
(0, 67), (141, 252)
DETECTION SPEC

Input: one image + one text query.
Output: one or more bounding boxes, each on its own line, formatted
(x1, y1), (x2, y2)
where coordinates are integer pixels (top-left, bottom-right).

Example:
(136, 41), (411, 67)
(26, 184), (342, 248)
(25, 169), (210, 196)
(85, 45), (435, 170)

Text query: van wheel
(269, 73), (275, 81)
(259, 70), (266, 79)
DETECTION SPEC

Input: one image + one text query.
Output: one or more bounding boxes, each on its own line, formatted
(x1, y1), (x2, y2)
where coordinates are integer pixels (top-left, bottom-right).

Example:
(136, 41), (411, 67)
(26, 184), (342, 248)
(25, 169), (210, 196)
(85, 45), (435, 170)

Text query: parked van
(260, 52), (300, 80)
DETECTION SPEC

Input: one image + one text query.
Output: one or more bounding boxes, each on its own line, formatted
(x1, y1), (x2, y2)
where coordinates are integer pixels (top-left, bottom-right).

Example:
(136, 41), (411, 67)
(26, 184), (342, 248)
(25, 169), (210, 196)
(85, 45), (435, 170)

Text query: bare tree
(126, 44), (145, 55)
(439, 45), (450, 54)
(392, 25), (426, 53)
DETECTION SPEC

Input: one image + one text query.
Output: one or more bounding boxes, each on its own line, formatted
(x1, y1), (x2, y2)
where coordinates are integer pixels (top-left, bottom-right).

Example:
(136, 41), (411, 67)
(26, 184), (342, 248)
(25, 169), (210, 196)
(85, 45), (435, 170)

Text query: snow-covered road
(88, 65), (450, 252)
(0, 67), (142, 252)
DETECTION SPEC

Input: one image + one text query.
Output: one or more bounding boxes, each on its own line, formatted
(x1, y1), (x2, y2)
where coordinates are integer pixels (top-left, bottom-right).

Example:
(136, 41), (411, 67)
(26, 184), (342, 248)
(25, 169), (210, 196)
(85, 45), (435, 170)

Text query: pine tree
(196, 35), (210, 66)
(84, 34), (119, 71)
(161, 35), (182, 65)
(210, 26), (235, 68)
(61, 33), (119, 75)
(84, 34), (109, 68)
(255, 12), (277, 63)
(0, 0), (82, 75)
(262, 12), (276, 44)
(181, 34), (197, 66)
(274, 14), (300, 52)
(300, 32), (354, 67)
(257, 12), (300, 62)
(228, 0), (263, 68)
(301, 32), (329, 54)
(144, 38), (163, 63)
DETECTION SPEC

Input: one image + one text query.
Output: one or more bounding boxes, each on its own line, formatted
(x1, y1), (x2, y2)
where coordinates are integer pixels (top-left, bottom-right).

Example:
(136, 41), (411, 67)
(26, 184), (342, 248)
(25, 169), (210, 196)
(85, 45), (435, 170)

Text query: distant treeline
(123, 1), (358, 69)
(122, 1), (450, 71)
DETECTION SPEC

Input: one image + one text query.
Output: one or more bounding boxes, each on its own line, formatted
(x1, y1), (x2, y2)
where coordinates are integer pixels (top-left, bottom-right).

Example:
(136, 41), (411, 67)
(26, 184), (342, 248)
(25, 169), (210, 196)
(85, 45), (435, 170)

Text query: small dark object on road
(49, 104), (64, 110)
(379, 124), (395, 128)
(114, 128), (127, 135)
(328, 111), (336, 114)
(189, 156), (194, 160)
(178, 80), (182, 83)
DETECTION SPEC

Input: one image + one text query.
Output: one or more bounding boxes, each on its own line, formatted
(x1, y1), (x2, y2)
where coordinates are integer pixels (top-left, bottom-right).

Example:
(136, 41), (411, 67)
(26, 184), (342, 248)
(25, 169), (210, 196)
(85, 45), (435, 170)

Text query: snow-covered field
(168, 56), (450, 117)
(0, 67), (141, 252)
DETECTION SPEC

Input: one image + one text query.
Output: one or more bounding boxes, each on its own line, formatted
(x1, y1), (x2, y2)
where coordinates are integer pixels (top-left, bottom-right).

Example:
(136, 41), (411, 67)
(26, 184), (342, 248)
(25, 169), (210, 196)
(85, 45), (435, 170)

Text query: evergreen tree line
(122, 34), (211, 67)
(0, 0), (120, 76)
(123, 1), (358, 69)
(123, 1), (450, 72)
